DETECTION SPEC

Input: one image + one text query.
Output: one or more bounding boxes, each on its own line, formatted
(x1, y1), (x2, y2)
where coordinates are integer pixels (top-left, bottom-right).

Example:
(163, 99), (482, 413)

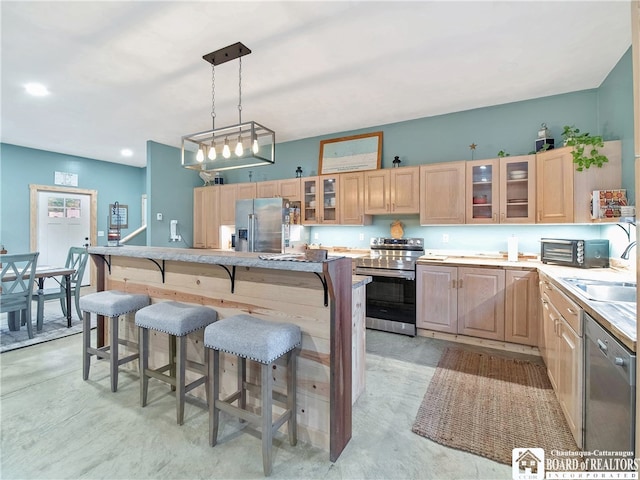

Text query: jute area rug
(412, 347), (578, 465)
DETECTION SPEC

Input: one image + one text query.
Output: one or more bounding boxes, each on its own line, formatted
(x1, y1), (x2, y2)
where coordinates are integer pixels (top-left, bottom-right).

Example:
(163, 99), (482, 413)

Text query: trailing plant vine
(561, 125), (608, 171)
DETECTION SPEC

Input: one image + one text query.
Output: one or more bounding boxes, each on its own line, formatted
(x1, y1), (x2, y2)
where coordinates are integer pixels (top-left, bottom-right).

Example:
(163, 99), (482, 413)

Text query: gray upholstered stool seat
(80, 290), (150, 392)
(135, 301), (218, 425)
(204, 314), (301, 476)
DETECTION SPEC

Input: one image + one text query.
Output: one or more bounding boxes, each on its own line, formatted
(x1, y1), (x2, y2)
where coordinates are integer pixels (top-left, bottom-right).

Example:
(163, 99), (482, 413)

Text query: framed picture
(319, 131), (383, 175)
(109, 203), (128, 229)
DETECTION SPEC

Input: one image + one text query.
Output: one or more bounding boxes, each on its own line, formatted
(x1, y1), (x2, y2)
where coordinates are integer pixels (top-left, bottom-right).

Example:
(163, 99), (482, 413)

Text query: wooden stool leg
(82, 311), (91, 380)
(287, 351), (297, 446)
(176, 335), (186, 425)
(209, 349), (220, 447)
(262, 362), (273, 476)
(169, 334), (177, 392)
(110, 316), (119, 392)
(139, 326), (149, 407)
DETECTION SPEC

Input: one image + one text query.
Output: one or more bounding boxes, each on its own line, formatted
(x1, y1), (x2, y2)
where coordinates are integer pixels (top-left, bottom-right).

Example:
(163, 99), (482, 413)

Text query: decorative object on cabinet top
(319, 131), (382, 175)
(181, 42), (275, 173)
(561, 125), (608, 171)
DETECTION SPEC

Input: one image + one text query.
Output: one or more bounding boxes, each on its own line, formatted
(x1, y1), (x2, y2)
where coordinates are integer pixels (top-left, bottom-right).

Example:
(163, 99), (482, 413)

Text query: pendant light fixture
(182, 42), (275, 172)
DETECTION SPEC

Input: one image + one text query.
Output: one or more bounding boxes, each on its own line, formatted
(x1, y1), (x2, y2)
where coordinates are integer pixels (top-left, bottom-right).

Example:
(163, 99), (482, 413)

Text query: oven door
(356, 267), (416, 337)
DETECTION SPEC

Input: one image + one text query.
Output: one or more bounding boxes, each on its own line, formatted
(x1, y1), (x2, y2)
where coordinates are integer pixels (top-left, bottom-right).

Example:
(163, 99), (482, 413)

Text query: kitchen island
(87, 245), (354, 461)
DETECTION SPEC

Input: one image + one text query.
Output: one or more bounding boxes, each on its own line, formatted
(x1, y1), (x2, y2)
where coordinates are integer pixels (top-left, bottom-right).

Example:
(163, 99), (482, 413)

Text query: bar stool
(80, 290), (150, 392)
(135, 301), (218, 425)
(204, 314), (301, 476)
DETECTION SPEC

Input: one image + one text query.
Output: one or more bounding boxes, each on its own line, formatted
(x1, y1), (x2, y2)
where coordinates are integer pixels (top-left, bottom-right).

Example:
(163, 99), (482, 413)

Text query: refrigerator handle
(248, 213), (256, 252)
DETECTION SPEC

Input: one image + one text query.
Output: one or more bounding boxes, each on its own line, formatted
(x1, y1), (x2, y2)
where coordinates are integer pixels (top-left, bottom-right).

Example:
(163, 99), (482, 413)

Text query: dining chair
(1, 252), (39, 339)
(34, 247), (89, 329)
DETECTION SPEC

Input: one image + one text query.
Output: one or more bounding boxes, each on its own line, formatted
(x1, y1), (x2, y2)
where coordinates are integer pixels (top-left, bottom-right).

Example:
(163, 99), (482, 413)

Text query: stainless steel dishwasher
(584, 313), (636, 453)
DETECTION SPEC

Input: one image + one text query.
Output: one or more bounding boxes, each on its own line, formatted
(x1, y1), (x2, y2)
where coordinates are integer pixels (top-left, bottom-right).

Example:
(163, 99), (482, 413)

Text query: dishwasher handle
(597, 339), (608, 354)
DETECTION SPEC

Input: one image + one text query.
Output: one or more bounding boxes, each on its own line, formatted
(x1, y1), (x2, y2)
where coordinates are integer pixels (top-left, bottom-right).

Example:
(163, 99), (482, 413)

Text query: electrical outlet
(359, 233), (364, 241)
(98, 230), (104, 237)
(442, 233), (449, 244)
(314, 233), (319, 240)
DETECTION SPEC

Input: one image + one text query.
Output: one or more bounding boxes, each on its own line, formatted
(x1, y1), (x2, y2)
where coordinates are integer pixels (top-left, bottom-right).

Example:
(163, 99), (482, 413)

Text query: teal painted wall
(0, 143), (146, 253)
(597, 48), (635, 201)
(146, 141), (200, 247)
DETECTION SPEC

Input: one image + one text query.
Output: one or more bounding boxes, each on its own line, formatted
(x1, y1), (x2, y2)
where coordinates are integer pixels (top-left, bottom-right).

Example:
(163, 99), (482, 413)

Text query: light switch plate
(157, 213), (163, 221)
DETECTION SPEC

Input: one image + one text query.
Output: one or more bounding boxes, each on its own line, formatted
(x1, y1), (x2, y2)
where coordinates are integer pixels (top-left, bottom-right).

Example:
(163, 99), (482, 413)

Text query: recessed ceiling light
(120, 148), (133, 157)
(24, 82), (50, 97)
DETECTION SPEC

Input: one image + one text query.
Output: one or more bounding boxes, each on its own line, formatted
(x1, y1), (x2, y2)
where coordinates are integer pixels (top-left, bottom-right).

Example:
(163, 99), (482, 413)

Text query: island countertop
(88, 245), (345, 273)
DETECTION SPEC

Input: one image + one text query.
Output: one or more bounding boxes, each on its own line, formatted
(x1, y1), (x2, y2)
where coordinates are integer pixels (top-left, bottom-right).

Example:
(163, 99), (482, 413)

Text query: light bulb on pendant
(235, 135), (244, 156)
(222, 137), (231, 158)
(207, 142), (216, 161)
(252, 137), (259, 154)
(196, 147), (204, 163)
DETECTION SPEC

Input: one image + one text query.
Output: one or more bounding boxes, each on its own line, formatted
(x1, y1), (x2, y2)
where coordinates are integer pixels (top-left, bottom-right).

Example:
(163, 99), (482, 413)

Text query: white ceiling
(1, 1), (632, 168)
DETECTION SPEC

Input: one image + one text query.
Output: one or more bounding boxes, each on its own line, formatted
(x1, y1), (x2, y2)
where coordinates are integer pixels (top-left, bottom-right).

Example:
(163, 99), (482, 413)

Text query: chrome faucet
(621, 241), (637, 260)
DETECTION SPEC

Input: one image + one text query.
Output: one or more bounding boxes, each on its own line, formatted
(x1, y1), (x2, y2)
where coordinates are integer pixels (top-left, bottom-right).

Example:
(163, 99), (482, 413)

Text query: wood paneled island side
(87, 246), (353, 461)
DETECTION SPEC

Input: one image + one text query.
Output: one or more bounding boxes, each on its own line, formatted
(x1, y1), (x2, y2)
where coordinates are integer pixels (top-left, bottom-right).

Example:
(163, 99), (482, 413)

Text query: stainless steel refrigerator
(235, 198), (291, 253)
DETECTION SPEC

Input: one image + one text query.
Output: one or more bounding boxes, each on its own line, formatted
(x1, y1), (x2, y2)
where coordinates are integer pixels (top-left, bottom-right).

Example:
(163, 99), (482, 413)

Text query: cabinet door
(504, 269), (538, 346)
(256, 181), (278, 198)
(236, 182), (257, 200)
(557, 320), (583, 447)
(390, 166), (420, 213)
(364, 170), (390, 214)
(204, 186), (220, 249)
(466, 159), (499, 223)
(301, 177), (319, 224)
(193, 188), (206, 248)
(536, 147), (574, 223)
(540, 292), (560, 391)
(457, 267), (505, 340)
(499, 155), (536, 223)
(219, 184), (237, 225)
(420, 162), (466, 224)
(278, 178), (301, 202)
(320, 175), (340, 224)
(416, 265), (457, 333)
(340, 172), (370, 225)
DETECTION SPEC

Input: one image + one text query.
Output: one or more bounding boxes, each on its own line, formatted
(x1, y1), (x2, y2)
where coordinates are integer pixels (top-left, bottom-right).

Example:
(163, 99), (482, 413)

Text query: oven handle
(355, 267), (415, 281)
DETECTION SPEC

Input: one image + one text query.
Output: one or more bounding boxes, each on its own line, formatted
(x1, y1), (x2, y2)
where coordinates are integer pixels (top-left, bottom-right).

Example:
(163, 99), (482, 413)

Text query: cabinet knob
(458, 279), (463, 289)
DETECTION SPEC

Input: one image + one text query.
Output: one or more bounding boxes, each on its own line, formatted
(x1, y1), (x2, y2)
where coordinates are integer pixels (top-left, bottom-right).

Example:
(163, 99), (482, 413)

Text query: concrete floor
(0, 329), (518, 479)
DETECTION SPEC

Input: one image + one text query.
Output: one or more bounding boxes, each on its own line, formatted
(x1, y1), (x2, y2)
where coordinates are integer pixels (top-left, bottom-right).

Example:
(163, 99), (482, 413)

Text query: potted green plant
(561, 125), (608, 171)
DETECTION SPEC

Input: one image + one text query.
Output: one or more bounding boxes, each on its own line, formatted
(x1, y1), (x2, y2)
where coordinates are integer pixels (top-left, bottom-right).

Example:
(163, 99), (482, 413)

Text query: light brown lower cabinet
(539, 273), (583, 447)
(416, 264), (538, 346)
(193, 186), (220, 249)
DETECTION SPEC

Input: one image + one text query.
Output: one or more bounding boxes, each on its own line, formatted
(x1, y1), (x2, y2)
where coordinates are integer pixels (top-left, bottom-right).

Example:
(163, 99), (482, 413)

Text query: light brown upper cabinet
(301, 175), (340, 225)
(255, 178), (301, 202)
(420, 161), (466, 224)
(364, 166), (420, 214)
(193, 186), (220, 249)
(339, 172), (371, 225)
(466, 155), (536, 224)
(536, 141), (621, 223)
(219, 184), (238, 225)
(236, 182), (257, 200)
(278, 178), (302, 202)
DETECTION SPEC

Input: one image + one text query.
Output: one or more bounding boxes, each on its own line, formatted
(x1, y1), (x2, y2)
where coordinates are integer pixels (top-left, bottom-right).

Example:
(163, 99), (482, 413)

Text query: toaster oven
(540, 238), (610, 268)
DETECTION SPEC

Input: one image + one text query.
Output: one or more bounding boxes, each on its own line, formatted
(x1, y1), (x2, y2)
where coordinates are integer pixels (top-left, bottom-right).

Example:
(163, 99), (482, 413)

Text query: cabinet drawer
(541, 279), (582, 335)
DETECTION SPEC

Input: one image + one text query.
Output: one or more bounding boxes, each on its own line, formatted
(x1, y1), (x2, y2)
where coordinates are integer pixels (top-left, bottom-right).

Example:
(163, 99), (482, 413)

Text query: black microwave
(540, 239), (610, 268)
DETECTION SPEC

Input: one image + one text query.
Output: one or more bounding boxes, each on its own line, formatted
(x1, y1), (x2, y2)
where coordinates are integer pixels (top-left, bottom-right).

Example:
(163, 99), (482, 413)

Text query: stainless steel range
(355, 237), (424, 336)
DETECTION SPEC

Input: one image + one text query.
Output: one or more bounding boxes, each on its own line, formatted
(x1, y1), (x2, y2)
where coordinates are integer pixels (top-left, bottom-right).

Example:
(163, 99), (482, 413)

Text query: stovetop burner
(355, 238), (424, 271)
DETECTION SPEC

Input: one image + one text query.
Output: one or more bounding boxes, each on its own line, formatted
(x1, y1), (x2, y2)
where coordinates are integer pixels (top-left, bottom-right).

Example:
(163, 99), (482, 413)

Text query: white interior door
(37, 191), (91, 288)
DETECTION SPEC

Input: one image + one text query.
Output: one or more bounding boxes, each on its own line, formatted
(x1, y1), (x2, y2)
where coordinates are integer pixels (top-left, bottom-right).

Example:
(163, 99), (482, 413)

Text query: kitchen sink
(561, 278), (636, 303)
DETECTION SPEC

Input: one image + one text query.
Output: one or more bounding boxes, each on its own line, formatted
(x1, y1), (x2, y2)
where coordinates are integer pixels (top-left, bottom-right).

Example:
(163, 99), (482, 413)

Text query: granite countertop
(87, 245), (346, 274)
(352, 275), (372, 289)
